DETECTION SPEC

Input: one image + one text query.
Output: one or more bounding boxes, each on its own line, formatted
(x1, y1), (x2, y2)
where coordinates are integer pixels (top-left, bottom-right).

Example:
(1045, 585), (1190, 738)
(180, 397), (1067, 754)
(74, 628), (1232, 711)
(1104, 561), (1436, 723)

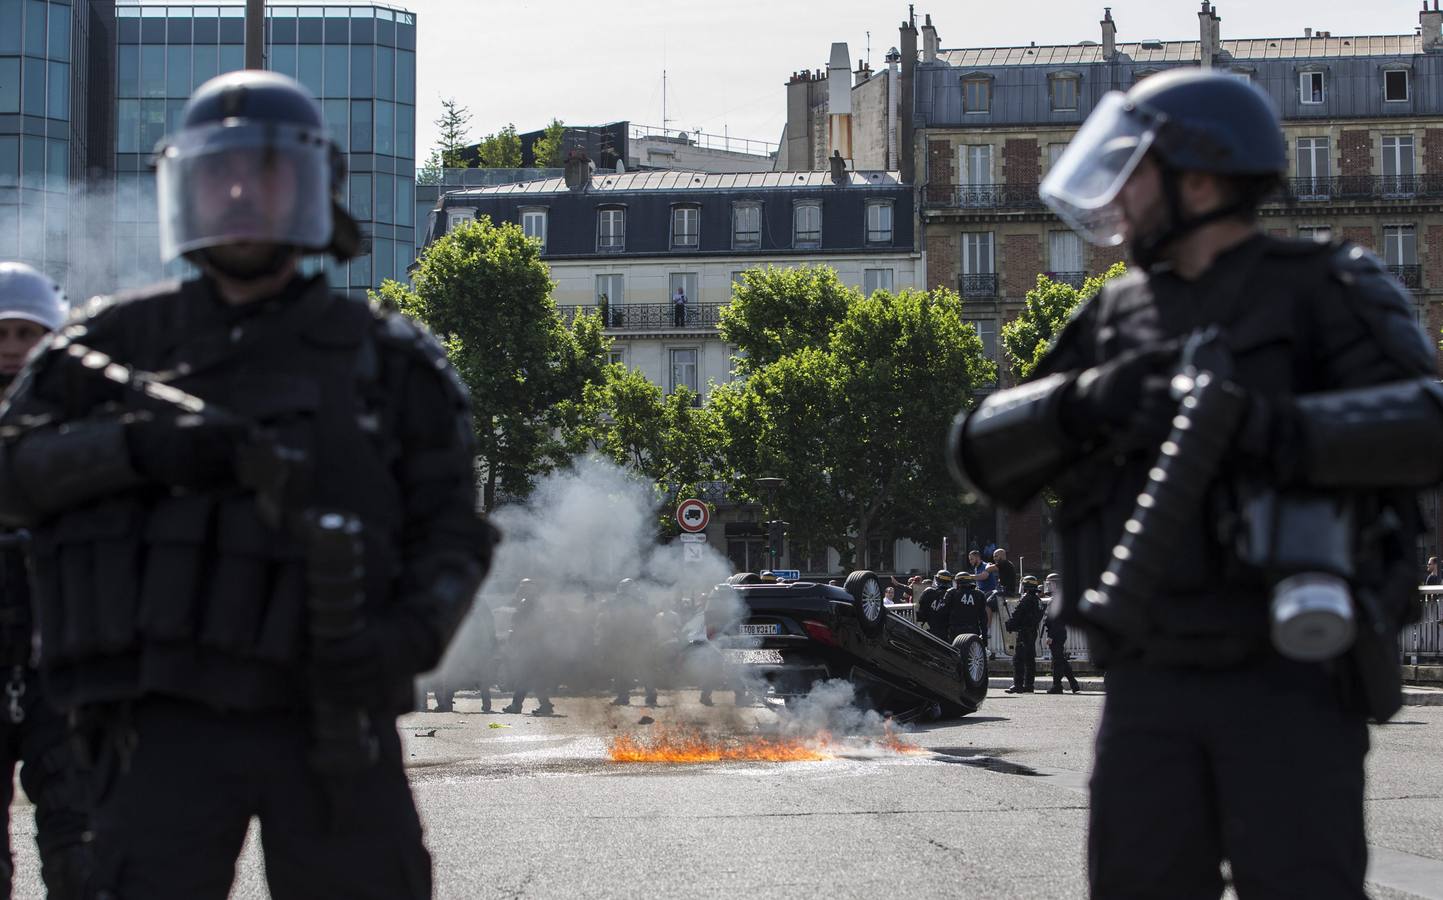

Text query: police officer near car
(1003, 575), (1043, 693)
(1042, 573), (1080, 695)
(502, 579), (553, 716)
(0, 263), (90, 898)
(607, 578), (658, 707)
(943, 572), (988, 644)
(917, 569), (953, 635)
(951, 68), (1443, 896)
(0, 72), (496, 898)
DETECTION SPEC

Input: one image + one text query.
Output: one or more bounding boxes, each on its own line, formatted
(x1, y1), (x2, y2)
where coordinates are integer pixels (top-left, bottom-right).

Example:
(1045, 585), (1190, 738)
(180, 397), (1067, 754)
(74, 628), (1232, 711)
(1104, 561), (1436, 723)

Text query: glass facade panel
(350, 44), (371, 96)
(48, 3), (69, 61)
(297, 43), (322, 96)
(323, 97), (347, 150)
(396, 49), (413, 102)
(166, 45), (189, 97)
(22, 55), (44, 114)
(0, 206), (16, 259)
(374, 99), (392, 155)
(46, 60), (67, 119)
(323, 43), (346, 97)
(24, 0), (45, 56)
(269, 42), (296, 79)
(375, 45), (393, 100)
(192, 43), (217, 88)
(219, 43), (242, 75)
(374, 171), (392, 223)
(396, 103), (413, 157)
(140, 44), (165, 96)
(115, 98), (139, 151)
(350, 99), (371, 152)
(46, 137), (66, 190)
(0, 58), (18, 113)
(0, 0), (20, 53)
(139, 98), (165, 151)
(349, 172), (371, 219)
(0, 135), (17, 186)
(20, 133), (43, 188)
(372, 236), (391, 284)
(349, 251), (369, 288)
(117, 44), (139, 96)
(397, 175), (413, 226)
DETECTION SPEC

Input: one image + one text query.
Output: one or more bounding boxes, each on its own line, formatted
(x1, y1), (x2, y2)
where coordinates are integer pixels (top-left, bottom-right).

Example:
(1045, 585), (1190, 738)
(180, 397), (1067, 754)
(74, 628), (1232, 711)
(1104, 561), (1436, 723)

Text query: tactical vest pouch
(137, 494), (215, 642)
(31, 499), (145, 661)
(199, 498), (297, 657)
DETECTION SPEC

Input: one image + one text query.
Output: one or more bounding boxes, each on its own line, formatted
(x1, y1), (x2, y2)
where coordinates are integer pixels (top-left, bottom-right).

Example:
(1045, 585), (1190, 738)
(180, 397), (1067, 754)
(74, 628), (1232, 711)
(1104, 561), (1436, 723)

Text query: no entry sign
(676, 498), (710, 533)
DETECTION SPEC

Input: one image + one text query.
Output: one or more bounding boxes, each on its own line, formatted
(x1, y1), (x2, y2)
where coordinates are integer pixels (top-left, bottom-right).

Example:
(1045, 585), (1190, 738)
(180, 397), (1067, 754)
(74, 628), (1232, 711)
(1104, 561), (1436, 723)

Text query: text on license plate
(741, 623), (780, 636)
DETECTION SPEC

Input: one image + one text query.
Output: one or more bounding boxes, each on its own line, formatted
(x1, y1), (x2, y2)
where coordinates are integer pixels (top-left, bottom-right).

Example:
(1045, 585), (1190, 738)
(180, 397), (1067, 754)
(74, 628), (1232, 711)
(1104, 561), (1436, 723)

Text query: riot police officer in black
(0, 72), (495, 898)
(917, 570), (953, 635)
(952, 69), (1443, 898)
(1003, 576), (1043, 693)
(0, 264), (89, 898)
(1043, 574), (1080, 695)
(943, 574), (988, 643)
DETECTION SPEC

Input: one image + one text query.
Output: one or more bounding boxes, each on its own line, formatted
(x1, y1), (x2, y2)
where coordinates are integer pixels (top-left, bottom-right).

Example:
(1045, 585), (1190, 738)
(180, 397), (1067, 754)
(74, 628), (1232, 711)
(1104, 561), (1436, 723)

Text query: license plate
(724, 649), (784, 664)
(741, 623), (780, 636)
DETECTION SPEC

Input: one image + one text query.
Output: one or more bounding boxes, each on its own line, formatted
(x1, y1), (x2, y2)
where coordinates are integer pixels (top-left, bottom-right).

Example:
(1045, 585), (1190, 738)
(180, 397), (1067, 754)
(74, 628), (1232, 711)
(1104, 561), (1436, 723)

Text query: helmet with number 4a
(154, 70), (361, 269)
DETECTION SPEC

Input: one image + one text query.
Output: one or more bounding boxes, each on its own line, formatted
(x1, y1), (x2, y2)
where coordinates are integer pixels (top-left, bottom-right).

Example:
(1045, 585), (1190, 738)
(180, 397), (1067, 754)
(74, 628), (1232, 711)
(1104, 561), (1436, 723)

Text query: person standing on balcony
(673, 286), (688, 327)
(1426, 556), (1441, 586)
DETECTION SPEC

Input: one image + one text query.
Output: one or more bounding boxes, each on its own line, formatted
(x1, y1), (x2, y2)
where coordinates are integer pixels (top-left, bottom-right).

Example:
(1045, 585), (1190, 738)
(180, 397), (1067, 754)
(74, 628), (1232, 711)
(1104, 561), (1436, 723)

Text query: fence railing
(926, 183), (1046, 210)
(1401, 588), (1442, 663)
(958, 273), (1000, 298)
(628, 124), (778, 158)
(1283, 174), (1443, 203)
(1387, 264), (1422, 289)
(1046, 270), (1088, 288)
(558, 302), (726, 330)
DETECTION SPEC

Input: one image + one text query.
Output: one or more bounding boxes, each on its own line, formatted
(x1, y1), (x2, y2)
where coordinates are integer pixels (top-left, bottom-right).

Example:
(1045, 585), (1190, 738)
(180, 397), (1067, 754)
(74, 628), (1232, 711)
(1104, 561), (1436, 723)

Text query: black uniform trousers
(89, 697), (430, 900)
(1050, 641), (1076, 688)
(1012, 630), (1037, 689)
(0, 670), (90, 899)
(1089, 658), (1367, 899)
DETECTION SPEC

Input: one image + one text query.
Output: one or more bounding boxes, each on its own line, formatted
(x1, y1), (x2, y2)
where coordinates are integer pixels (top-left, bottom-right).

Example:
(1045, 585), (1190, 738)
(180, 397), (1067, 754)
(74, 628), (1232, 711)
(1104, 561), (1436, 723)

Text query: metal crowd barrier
(1401, 586), (1443, 664)
(884, 599), (1090, 661)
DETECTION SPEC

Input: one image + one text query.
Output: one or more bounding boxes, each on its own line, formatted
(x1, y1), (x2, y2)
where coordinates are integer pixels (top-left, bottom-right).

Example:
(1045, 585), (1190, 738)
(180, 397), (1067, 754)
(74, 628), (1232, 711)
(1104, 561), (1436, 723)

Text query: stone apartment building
(904, 2), (1443, 569)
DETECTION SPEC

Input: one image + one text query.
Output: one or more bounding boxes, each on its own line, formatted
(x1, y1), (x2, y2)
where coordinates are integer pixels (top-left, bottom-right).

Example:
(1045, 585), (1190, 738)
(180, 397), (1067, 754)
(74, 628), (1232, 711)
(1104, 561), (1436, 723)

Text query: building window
(1298, 225), (1333, 243)
(863, 268), (894, 295)
(793, 201), (821, 249)
(608, 348), (627, 368)
(964, 318), (998, 361)
(1048, 231), (1084, 285)
(1295, 137), (1331, 198)
(1382, 135), (1415, 196)
(1050, 75), (1079, 111)
(1046, 142), (1068, 172)
(963, 78), (991, 114)
(865, 200), (893, 244)
(670, 348), (699, 397)
(1384, 69), (1409, 102)
(445, 208), (473, 232)
(671, 205), (700, 249)
(597, 207), (625, 252)
(1383, 224), (1419, 288)
(962, 144), (992, 186)
(961, 232), (996, 297)
(520, 207), (547, 252)
(670, 272), (698, 326)
(732, 202), (761, 249)
(596, 273), (624, 325)
(1300, 71), (1325, 105)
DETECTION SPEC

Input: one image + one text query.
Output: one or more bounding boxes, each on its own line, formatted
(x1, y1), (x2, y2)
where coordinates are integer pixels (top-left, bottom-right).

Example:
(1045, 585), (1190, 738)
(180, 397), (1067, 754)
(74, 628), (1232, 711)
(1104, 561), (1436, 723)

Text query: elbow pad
(1293, 378), (1443, 488)
(0, 420), (142, 525)
(948, 372), (1079, 509)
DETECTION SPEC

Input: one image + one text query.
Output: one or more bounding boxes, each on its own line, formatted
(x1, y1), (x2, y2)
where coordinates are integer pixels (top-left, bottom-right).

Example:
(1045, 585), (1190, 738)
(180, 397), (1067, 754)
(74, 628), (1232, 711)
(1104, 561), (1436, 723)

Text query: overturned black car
(706, 571), (988, 718)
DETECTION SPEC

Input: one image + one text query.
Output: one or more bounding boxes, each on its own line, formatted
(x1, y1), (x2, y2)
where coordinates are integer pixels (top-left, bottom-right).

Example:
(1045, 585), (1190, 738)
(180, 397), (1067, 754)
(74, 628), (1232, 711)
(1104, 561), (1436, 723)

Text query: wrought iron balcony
(927, 183), (1046, 210)
(1045, 271), (1088, 288)
(959, 273), (999, 298)
(558, 302), (726, 330)
(1281, 174), (1443, 203)
(1387, 264), (1422, 290)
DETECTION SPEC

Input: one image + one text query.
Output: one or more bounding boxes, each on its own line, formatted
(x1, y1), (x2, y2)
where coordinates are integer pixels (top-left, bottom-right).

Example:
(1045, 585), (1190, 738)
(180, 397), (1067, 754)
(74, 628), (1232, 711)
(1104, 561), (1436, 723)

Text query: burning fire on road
(607, 719), (917, 764)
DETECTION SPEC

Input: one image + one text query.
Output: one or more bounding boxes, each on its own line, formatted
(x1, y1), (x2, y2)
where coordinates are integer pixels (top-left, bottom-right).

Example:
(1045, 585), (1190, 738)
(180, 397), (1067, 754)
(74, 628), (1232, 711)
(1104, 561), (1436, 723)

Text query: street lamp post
(755, 477), (785, 572)
(245, 0), (266, 70)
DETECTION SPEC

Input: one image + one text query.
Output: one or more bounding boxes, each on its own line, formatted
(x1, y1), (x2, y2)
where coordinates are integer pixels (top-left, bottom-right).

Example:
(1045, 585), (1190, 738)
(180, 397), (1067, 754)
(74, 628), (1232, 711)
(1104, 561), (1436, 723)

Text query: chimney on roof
(1198, 2), (1220, 67)
(922, 14), (939, 63)
(1101, 8), (1117, 60)
(855, 59), (873, 86)
(899, 15), (918, 184)
(1423, 0), (1443, 49)
(1304, 27), (1313, 38)
(829, 150), (848, 185)
(563, 149), (590, 192)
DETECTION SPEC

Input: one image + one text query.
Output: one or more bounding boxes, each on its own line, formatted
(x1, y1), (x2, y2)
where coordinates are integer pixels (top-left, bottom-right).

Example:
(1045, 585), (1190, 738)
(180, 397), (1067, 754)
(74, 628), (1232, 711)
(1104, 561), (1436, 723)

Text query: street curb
(1402, 687), (1443, 707)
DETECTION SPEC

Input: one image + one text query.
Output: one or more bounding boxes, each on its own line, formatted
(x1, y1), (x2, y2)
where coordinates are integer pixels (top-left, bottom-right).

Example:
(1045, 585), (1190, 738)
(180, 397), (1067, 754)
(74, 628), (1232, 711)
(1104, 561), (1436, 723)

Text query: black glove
(308, 627), (387, 707)
(1062, 344), (1181, 445)
(125, 413), (251, 490)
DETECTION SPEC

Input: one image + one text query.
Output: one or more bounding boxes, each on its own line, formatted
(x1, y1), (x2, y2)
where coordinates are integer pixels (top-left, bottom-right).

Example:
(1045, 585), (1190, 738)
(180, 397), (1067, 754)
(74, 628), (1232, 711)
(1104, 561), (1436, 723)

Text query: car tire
(728, 572), (763, 585)
(845, 570), (886, 637)
(952, 634), (988, 690)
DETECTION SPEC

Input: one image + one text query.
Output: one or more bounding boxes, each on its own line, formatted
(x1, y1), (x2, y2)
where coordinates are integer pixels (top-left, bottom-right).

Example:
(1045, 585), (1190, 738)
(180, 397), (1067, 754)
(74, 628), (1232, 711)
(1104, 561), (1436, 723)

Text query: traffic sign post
(679, 533), (707, 543)
(676, 498), (710, 533)
(682, 542), (705, 564)
(771, 569), (801, 581)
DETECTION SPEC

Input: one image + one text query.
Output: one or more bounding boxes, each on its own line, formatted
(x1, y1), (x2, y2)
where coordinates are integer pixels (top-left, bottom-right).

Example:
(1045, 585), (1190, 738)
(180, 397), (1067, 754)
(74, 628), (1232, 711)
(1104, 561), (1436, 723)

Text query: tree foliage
(435, 97), (473, 169)
(713, 284), (995, 568)
(530, 119), (567, 168)
(475, 124), (523, 168)
(373, 216), (607, 511)
(1000, 263), (1127, 380)
(717, 265), (856, 377)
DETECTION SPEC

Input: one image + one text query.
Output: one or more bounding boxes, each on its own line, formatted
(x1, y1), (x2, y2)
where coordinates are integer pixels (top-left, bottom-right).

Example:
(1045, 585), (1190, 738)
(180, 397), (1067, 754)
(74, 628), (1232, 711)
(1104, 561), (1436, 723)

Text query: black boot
(1047, 684), (1064, 694)
(1070, 678), (1082, 694)
(699, 690), (714, 706)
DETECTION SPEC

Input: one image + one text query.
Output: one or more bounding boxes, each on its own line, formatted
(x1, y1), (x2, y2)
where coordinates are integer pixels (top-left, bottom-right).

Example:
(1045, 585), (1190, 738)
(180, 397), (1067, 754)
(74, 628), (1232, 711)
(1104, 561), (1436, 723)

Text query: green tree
(530, 118), (567, 168)
(434, 97), (473, 169)
(713, 287), (995, 568)
(475, 124), (522, 168)
(416, 149), (444, 186)
(1000, 263), (1127, 380)
(718, 265), (857, 377)
(373, 216), (607, 511)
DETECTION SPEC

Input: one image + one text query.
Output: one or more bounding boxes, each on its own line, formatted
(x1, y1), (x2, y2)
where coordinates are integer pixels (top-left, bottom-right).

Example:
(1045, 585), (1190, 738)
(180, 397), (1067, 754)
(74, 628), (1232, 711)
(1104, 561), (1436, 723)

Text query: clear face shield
(1039, 92), (1162, 246)
(156, 121), (335, 263)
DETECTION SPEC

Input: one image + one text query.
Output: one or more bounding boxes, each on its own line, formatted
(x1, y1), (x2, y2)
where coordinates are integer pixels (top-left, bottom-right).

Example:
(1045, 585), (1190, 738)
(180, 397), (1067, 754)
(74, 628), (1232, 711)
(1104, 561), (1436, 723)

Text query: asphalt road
(8, 684), (1443, 899)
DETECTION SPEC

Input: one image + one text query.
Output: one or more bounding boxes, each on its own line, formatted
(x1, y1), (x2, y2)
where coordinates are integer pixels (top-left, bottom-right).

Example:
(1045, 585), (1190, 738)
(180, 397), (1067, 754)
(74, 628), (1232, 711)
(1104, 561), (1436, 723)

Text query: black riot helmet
(154, 70), (361, 275)
(1041, 68), (1286, 267)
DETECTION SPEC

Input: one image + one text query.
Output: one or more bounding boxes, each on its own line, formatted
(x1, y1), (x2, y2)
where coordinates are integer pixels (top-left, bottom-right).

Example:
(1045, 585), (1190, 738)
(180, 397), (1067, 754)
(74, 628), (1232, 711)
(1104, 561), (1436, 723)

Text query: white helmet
(0, 262), (68, 332)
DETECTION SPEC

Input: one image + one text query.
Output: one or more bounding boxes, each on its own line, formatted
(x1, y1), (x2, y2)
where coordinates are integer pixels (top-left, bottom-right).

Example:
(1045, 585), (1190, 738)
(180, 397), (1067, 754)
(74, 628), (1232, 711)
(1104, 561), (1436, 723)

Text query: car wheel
(952, 634), (988, 690)
(845, 570), (886, 637)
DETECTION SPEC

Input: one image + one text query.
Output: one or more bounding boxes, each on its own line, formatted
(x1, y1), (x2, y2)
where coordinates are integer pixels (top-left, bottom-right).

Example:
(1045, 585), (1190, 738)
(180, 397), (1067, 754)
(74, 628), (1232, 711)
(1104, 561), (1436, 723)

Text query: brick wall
(1339, 130), (1372, 178)
(1422, 298), (1443, 376)
(1002, 232), (1041, 298)
(1002, 138), (1040, 186)
(1087, 242), (1127, 274)
(926, 231), (957, 292)
(1267, 227), (1290, 239)
(1424, 225), (1443, 291)
(1341, 225), (1377, 252)
(1424, 129), (1443, 174)
(927, 139), (955, 204)
(1001, 500), (1045, 574)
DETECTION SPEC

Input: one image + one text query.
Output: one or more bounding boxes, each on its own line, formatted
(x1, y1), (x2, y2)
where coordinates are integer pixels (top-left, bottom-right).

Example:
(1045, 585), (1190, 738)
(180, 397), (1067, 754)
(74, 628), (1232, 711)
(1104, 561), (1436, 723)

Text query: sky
(402, 0), (1430, 165)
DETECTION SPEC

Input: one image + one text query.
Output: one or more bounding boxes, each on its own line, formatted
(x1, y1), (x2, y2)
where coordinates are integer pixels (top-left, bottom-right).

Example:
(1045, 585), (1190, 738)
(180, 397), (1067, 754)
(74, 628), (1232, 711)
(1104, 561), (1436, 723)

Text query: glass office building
(113, 1), (416, 295)
(1, 0), (114, 293)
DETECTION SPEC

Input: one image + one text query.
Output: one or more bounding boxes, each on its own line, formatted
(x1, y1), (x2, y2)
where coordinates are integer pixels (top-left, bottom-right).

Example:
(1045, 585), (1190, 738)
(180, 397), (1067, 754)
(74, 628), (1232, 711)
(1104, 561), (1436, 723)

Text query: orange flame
(608, 724), (832, 763)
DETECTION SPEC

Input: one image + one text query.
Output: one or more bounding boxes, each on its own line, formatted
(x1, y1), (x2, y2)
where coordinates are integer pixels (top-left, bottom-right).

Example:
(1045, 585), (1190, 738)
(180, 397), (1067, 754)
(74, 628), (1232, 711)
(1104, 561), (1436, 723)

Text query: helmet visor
(156, 121), (334, 262)
(1039, 92), (1159, 246)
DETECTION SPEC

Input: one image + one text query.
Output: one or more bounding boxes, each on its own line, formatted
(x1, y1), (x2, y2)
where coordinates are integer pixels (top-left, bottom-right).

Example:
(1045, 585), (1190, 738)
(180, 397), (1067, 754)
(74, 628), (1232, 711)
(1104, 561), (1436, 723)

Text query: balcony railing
(1045, 270), (1088, 288)
(1387, 264), (1422, 290)
(959, 273), (999, 298)
(559, 302), (726, 330)
(1281, 174), (1443, 203)
(927, 183), (1046, 210)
